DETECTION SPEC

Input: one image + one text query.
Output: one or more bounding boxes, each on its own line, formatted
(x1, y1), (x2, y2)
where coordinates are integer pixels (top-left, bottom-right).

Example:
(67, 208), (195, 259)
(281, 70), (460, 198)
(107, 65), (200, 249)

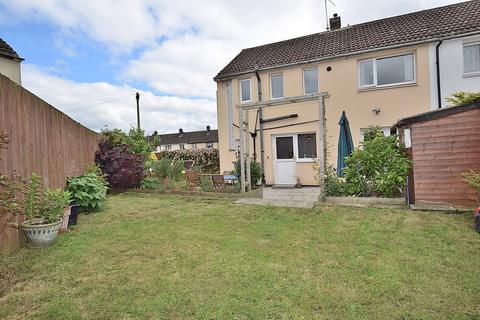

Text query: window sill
(358, 82), (418, 92)
(463, 72), (480, 78)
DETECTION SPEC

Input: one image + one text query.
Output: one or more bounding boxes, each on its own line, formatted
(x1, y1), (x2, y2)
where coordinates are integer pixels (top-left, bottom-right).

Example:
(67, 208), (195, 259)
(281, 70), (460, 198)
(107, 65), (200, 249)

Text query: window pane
(304, 69), (318, 94)
(271, 74), (284, 99)
(359, 60), (374, 87)
(240, 80), (250, 102)
(298, 134), (317, 158)
(377, 54), (414, 85)
(276, 137), (294, 159)
(464, 44), (480, 73)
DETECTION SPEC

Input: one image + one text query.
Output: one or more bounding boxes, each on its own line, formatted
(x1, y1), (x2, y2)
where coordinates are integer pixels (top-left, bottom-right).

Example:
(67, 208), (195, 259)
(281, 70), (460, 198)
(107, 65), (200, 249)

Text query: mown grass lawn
(1, 193), (479, 319)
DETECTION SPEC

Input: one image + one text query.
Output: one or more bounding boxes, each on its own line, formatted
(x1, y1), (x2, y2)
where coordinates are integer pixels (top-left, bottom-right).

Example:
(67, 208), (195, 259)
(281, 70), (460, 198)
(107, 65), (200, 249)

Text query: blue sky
(0, 0), (466, 133)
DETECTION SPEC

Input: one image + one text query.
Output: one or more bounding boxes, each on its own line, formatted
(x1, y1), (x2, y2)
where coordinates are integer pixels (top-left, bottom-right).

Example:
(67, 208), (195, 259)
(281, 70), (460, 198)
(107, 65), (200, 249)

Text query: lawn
(1, 193), (479, 319)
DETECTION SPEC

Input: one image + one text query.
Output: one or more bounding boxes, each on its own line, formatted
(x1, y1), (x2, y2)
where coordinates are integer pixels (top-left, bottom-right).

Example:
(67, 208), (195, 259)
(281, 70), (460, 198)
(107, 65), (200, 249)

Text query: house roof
(158, 129), (218, 145)
(215, 0), (480, 80)
(396, 100), (480, 127)
(0, 38), (23, 61)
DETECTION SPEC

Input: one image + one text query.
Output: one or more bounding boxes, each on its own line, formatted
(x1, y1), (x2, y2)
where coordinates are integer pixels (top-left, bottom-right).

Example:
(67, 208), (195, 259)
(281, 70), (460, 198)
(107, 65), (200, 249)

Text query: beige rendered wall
(0, 57), (21, 85)
(217, 45), (431, 185)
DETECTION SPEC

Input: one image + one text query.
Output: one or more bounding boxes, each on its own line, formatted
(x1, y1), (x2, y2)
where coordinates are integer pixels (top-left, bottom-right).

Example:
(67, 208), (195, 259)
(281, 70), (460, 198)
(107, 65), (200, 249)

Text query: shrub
(0, 172), (22, 216)
(343, 126), (410, 198)
(159, 149), (219, 173)
(125, 128), (153, 158)
(446, 91), (480, 106)
(232, 157), (262, 186)
(463, 170), (480, 206)
(169, 160), (185, 181)
(140, 176), (160, 189)
(23, 173), (42, 219)
(95, 140), (144, 188)
(41, 189), (71, 224)
(67, 172), (108, 211)
(152, 158), (171, 180)
(101, 128), (127, 146)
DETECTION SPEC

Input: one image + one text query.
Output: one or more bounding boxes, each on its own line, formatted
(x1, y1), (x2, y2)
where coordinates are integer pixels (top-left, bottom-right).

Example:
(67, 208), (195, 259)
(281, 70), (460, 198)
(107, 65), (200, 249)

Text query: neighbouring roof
(0, 38), (23, 60)
(158, 129), (218, 145)
(396, 100), (480, 127)
(215, 0), (480, 80)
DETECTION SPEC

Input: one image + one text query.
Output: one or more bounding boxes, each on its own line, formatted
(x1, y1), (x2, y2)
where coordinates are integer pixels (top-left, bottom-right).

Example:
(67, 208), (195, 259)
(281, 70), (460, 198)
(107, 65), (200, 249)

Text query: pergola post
(245, 109), (252, 192)
(239, 108), (246, 193)
(318, 96), (326, 201)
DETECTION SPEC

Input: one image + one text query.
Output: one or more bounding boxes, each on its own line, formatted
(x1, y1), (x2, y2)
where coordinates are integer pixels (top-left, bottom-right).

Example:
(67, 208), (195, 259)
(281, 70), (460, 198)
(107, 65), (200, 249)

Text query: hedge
(157, 148), (219, 173)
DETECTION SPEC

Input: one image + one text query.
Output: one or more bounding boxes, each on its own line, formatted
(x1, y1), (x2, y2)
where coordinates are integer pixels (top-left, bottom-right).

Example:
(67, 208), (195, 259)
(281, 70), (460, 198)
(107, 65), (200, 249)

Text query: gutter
(435, 40), (443, 108)
(214, 30), (480, 81)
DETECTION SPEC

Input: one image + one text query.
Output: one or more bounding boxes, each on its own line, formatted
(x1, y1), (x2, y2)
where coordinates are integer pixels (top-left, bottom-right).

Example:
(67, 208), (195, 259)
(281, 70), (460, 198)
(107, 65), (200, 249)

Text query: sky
(0, 0), (468, 134)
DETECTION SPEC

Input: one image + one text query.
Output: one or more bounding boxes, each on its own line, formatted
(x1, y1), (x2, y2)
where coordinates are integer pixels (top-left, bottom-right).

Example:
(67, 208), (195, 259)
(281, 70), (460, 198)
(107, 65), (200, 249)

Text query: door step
(272, 184), (296, 189)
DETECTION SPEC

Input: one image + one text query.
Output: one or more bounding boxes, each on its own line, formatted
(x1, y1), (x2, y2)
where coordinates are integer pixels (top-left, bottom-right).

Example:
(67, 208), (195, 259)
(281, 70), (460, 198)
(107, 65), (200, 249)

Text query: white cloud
(2, 0), (468, 131)
(22, 64), (216, 134)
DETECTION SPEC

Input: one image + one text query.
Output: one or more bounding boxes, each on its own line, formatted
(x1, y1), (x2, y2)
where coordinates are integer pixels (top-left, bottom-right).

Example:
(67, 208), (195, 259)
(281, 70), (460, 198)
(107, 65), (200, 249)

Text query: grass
(1, 193), (479, 319)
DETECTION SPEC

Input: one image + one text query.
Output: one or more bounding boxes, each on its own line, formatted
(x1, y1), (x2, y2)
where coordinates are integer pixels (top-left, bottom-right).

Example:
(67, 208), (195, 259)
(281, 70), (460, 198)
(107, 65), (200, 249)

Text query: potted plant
(295, 176), (302, 188)
(59, 192), (73, 233)
(21, 173), (71, 247)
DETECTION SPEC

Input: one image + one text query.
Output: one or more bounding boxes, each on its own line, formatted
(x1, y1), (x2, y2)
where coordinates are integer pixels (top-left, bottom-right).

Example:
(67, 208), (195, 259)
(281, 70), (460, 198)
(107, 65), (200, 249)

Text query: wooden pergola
(236, 92), (329, 201)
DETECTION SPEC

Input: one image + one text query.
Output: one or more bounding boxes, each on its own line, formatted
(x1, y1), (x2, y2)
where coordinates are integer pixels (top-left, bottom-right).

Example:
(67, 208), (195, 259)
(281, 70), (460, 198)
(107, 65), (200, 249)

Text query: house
(396, 100), (480, 207)
(214, 1), (480, 187)
(156, 126), (218, 152)
(0, 38), (22, 85)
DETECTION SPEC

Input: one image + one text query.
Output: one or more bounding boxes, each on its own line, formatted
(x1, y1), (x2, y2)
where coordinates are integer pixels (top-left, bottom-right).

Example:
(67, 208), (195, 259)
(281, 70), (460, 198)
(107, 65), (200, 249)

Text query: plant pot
(59, 206), (71, 233)
(20, 219), (62, 247)
(68, 204), (79, 226)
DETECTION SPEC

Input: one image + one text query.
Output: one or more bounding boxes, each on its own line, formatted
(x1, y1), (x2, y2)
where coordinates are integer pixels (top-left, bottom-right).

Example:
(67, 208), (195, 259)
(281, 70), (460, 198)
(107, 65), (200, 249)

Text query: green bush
(343, 126), (410, 198)
(446, 91), (480, 106)
(463, 170), (480, 206)
(41, 189), (71, 224)
(140, 176), (160, 189)
(67, 172), (108, 211)
(169, 160), (185, 181)
(152, 158), (171, 180)
(232, 157), (262, 186)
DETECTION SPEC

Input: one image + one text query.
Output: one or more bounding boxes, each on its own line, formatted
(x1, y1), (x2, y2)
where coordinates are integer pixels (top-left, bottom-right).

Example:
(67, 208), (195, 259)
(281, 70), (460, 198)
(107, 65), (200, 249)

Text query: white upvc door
(273, 135), (297, 185)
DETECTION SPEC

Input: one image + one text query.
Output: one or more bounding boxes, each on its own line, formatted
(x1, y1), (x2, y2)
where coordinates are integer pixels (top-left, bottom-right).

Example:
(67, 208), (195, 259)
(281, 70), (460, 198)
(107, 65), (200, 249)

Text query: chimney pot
(206, 125), (211, 133)
(330, 13), (341, 30)
(179, 128), (184, 134)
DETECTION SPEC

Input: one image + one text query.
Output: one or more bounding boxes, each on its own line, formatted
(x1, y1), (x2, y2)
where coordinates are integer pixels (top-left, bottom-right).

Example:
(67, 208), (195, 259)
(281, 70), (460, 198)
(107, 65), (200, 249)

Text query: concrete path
(235, 187), (320, 208)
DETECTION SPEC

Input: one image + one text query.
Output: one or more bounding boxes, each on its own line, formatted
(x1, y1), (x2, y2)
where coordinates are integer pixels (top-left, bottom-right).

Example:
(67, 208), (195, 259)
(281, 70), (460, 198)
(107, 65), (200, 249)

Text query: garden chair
(211, 174), (226, 192)
(185, 171), (199, 191)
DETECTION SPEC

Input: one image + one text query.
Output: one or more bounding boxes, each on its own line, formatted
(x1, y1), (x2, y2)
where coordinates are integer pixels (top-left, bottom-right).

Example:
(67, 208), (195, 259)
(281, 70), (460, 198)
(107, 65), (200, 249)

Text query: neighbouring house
(396, 100), (480, 207)
(156, 126), (218, 152)
(0, 38), (22, 85)
(214, 1), (480, 187)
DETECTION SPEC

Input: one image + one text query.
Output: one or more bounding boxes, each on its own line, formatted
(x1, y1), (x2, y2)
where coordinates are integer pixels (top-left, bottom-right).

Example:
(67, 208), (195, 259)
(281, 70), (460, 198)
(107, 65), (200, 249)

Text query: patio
(236, 187), (320, 208)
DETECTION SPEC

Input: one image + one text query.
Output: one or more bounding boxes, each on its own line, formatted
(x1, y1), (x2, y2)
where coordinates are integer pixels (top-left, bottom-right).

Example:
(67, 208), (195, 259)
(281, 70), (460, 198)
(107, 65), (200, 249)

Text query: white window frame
(239, 79), (251, 103)
(463, 41), (480, 77)
(191, 143), (197, 150)
(179, 144), (185, 150)
(269, 73), (284, 100)
(164, 145), (172, 151)
(303, 67), (319, 94)
(358, 53), (416, 89)
(206, 142), (214, 148)
(272, 133), (317, 163)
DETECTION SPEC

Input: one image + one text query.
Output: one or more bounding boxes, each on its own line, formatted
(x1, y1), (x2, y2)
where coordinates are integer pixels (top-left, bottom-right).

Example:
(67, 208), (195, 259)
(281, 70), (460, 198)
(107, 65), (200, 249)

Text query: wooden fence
(0, 74), (101, 254)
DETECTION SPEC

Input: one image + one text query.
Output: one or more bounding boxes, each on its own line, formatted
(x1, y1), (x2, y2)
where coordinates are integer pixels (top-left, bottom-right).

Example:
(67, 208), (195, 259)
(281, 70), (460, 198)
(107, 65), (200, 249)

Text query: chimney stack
(330, 13), (341, 30)
(206, 125), (211, 133)
(179, 128), (184, 135)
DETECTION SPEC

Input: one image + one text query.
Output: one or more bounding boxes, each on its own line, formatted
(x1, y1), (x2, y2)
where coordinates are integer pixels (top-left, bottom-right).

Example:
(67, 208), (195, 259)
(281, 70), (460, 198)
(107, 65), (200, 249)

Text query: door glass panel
(276, 137), (294, 159)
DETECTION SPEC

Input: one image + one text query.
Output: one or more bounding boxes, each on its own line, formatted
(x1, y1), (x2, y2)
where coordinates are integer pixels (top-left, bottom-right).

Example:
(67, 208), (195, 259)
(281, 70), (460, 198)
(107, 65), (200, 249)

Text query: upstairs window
(303, 68), (319, 94)
(206, 142), (214, 148)
(240, 79), (251, 102)
(358, 53), (415, 88)
(464, 43), (480, 74)
(191, 143), (197, 150)
(270, 74), (284, 99)
(179, 144), (185, 150)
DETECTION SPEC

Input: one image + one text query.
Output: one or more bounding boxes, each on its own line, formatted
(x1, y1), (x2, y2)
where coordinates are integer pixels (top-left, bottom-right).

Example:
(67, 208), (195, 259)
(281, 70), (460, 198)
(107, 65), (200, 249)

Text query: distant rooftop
(0, 38), (23, 60)
(215, 0), (480, 80)
(157, 126), (218, 145)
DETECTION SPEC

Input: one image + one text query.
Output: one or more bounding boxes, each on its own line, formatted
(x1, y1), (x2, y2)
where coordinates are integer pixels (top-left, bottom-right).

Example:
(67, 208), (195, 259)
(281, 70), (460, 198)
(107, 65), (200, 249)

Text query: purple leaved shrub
(95, 140), (144, 188)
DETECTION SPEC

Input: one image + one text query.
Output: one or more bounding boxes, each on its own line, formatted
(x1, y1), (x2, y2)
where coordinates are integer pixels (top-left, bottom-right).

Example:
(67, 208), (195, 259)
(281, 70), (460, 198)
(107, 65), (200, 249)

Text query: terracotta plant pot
(20, 219), (62, 247)
(59, 206), (72, 233)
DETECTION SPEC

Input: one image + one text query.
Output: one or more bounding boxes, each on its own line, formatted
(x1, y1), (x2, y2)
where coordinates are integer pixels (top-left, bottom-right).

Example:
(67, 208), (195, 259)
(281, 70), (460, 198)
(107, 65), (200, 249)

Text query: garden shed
(396, 101), (480, 207)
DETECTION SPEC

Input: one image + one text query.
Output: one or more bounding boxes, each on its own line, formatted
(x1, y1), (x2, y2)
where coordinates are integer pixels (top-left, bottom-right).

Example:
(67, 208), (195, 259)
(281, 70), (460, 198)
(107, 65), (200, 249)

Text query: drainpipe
(255, 66), (266, 186)
(435, 40), (443, 109)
